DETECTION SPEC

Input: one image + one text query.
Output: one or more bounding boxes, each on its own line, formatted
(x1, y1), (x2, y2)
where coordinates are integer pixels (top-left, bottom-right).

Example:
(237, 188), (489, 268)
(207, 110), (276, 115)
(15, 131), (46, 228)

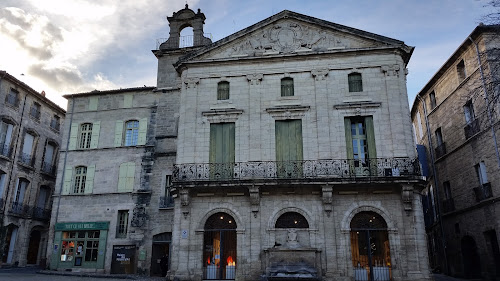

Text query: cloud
(27, 64), (84, 91)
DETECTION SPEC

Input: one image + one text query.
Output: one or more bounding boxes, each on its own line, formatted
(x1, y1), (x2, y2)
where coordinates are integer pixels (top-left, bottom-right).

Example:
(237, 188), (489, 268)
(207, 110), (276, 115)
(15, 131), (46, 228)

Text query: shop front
(51, 222), (109, 270)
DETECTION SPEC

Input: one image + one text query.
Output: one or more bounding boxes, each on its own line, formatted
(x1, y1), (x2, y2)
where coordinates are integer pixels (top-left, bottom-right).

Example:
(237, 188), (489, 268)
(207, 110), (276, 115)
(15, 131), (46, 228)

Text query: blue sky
(0, 0), (493, 108)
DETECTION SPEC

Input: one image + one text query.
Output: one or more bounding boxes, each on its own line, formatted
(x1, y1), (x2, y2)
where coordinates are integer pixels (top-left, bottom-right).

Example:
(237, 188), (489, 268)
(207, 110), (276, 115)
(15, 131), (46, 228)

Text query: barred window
(217, 81), (230, 100)
(73, 166), (87, 194)
(125, 120), (139, 146)
(79, 123), (93, 149)
(281, 78), (294, 97)
(348, 73), (363, 92)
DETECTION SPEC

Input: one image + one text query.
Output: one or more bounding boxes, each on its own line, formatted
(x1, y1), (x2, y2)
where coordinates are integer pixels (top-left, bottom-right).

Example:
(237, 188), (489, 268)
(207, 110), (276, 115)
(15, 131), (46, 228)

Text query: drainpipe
(53, 96), (75, 223)
(416, 95), (449, 274)
(469, 36), (500, 168)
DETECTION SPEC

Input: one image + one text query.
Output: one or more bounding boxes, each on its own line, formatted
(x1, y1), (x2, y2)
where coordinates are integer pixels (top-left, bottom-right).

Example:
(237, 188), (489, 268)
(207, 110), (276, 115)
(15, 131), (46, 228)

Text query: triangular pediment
(178, 11), (413, 64)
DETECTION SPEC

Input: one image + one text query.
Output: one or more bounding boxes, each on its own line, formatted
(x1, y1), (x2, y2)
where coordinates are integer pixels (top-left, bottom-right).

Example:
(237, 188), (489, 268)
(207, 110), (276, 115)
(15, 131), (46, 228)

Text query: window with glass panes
(79, 123), (93, 149)
(116, 210), (129, 238)
(217, 81), (230, 100)
(60, 230), (100, 263)
(281, 78), (294, 97)
(348, 73), (363, 92)
(74, 166), (87, 193)
(344, 116), (377, 175)
(125, 120), (139, 146)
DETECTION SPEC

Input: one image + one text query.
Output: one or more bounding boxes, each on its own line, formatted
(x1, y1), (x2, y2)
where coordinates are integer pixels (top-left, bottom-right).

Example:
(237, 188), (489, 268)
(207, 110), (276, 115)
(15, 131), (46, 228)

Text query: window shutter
(90, 121), (100, 149)
(365, 116), (377, 159)
(293, 120), (303, 161)
(137, 118), (148, 145)
(126, 162), (135, 192)
(275, 121), (285, 162)
(118, 163), (128, 192)
(227, 123), (235, 163)
(63, 166), (73, 195)
(344, 118), (353, 159)
(114, 120), (124, 147)
(88, 97), (98, 111)
(124, 94), (133, 108)
(209, 124), (217, 164)
(85, 165), (95, 194)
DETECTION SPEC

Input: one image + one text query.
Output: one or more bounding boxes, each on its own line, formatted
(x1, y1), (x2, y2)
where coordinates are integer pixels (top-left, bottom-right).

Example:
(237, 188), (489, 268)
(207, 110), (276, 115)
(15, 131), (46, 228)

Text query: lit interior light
(220, 216), (224, 220)
(294, 220), (298, 224)
(369, 219), (373, 223)
(229, 220), (232, 223)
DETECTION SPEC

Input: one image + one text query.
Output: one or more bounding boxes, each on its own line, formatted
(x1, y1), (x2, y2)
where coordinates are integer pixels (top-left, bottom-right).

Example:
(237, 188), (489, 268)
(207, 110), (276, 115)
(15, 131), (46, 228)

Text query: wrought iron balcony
(41, 161), (56, 175)
(159, 196), (175, 208)
(0, 142), (13, 158)
(435, 143), (447, 159)
(19, 152), (36, 167)
(31, 206), (51, 221)
(173, 157), (421, 182)
(473, 183), (493, 202)
(464, 118), (480, 139)
(442, 198), (455, 213)
(10, 202), (27, 215)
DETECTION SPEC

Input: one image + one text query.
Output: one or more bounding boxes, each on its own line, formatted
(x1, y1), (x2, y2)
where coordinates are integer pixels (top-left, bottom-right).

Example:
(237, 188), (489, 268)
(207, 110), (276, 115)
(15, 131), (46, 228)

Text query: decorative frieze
(266, 105), (310, 120)
(202, 108), (244, 123)
(311, 69), (329, 81)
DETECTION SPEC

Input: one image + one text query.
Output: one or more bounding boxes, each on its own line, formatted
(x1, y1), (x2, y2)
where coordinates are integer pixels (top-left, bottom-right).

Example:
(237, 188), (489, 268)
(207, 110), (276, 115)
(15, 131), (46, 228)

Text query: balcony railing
(0, 142), (13, 158)
(174, 157), (421, 182)
(159, 196), (174, 208)
(30, 108), (41, 121)
(473, 183), (493, 202)
(10, 201), (27, 215)
(41, 161), (56, 175)
(5, 94), (19, 108)
(435, 143), (447, 159)
(19, 152), (36, 167)
(464, 118), (480, 139)
(442, 198), (455, 213)
(50, 119), (60, 131)
(31, 206), (51, 221)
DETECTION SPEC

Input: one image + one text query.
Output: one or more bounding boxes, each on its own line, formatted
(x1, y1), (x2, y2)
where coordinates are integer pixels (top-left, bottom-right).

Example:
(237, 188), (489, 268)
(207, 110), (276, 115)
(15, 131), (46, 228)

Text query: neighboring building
(0, 71), (65, 267)
(411, 25), (500, 280)
(46, 5), (432, 281)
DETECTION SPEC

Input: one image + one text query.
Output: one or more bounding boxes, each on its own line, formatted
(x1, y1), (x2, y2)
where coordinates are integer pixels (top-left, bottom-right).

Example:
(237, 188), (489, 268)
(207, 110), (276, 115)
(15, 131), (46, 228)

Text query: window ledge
(333, 101), (381, 110)
(266, 105), (310, 120)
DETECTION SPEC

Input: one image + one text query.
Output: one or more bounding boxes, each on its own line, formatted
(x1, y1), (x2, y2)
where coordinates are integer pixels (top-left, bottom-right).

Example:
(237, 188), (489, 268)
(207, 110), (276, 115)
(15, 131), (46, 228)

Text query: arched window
(275, 212), (309, 228)
(348, 73), (363, 92)
(125, 120), (139, 146)
(74, 166), (87, 194)
(217, 81), (230, 100)
(203, 212), (237, 280)
(179, 26), (194, 48)
(79, 123), (93, 149)
(281, 77), (294, 97)
(350, 211), (391, 281)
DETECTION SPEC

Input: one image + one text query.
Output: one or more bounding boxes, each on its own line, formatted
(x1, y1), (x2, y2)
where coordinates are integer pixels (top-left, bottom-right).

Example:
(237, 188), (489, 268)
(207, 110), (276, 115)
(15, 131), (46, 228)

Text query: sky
(0, 0), (494, 110)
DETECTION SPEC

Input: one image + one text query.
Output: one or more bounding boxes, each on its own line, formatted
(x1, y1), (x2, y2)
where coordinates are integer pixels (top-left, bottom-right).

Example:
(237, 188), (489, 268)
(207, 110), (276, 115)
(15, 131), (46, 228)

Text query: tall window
(21, 132), (36, 166)
(348, 73), (363, 92)
(74, 166), (87, 194)
(13, 178), (29, 213)
(435, 128), (443, 146)
(30, 102), (41, 121)
(344, 116), (376, 176)
(42, 142), (56, 174)
(217, 81), (230, 100)
(442, 181), (454, 212)
(464, 100), (475, 124)
(474, 161), (492, 201)
(116, 210), (129, 238)
(37, 185), (49, 210)
(51, 115), (61, 131)
(429, 91), (436, 110)
(125, 120), (139, 146)
(209, 123), (235, 179)
(0, 120), (14, 157)
(0, 171), (5, 198)
(161, 175), (174, 208)
(275, 120), (303, 178)
(281, 78), (294, 97)
(457, 59), (466, 81)
(5, 89), (19, 108)
(476, 161), (488, 185)
(79, 123), (93, 149)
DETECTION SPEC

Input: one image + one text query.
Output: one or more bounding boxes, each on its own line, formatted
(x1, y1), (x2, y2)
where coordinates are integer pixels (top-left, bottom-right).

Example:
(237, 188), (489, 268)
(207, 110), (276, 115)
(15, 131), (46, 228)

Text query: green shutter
(275, 120), (303, 178)
(344, 118), (353, 159)
(275, 121), (285, 162)
(209, 124), (217, 164)
(89, 97), (98, 111)
(137, 118), (148, 145)
(126, 162), (135, 192)
(117, 163), (128, 192)
(63, 166), (73, 195)
(123, 94), (133, 108)
(294, 120), (303, 161)
(90, 121), (100, 149)
(68, 124), (79, 150)
(365, 116), (377, 159)
(96, 230), (108, 269)
(209, 123), (235, 179)
(85, 164), (95, 194)
(227, 123), (235, 163)
(114, 120), (124, 147)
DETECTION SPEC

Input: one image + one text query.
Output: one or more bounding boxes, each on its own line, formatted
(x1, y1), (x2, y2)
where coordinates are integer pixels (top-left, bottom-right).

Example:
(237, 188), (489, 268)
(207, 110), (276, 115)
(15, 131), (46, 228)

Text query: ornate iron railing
(0, 142), (13, 158)
(41, 161), (56, 175)
(19, 152), (36, 167)
(159, 196), (174, 208)
(173, 157), (421, 182)
(10, 201), (27, 215)
(31, 206), (51, 221)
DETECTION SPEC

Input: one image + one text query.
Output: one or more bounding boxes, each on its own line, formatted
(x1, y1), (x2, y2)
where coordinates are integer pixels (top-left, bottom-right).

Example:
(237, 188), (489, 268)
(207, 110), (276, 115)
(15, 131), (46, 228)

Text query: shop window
(60, 230), (100, 264)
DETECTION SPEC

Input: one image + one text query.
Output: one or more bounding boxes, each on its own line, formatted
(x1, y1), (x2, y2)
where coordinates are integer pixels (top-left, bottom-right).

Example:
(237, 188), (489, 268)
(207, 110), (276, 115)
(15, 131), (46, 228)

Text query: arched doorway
(150, 232), (171, 277)
(461, 236), (481, 279)
(26, 230), (41, 264)
(350, 211), (392, 281)
(203, 212), (236, 280)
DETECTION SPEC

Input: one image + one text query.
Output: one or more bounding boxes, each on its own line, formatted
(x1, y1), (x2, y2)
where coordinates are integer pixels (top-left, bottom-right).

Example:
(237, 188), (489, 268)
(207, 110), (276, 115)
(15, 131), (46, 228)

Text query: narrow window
(281, 78), (294, 97)
(0, 120), (14, 157)
(442, 181), (454, 212)
(79, 123), (93, 149)
(125, 120), (139, 146)
(476, 161), (488, 185)
(464, 100), (475, 124)
(435, 128), (443, 147)
(429, 91), (437, 110)
(36, 185), (50, 212)
(416, 112), (423, 139)
(344, 116), (377, 176)
(51, 115), (61, 131)
(73, 166), (87, 194)
(21, 132), (36, 166)
(457, 59), (466, 81)
(348, 73), (363, 92)
(161, 175), (174, 208)
(0, 171), (6, 197)
(13, 178), (29, 213)
(209, 123), (235, 179)
(5, 89), (19, 108)
(275, 120), (303, 178)
(434, 128), (446, 158)
(217, 81), (230, 100)
(474, 161), (492, 201)
(30, 102), (41, 120)
(42, 142), (56, 174)
(116, 210), (129, 238)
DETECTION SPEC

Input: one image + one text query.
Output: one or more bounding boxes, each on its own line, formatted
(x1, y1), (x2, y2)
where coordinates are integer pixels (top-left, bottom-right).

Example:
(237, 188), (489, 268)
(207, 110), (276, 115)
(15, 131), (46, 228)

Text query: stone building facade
(46, 5), (432, 281)
(0, 71), (65, 267)
(411, 25), (500, 280)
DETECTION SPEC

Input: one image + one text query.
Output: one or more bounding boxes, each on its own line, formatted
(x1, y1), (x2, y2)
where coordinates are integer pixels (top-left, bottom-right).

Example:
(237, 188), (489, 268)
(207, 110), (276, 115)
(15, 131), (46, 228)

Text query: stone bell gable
(176, 10), (414, 65)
